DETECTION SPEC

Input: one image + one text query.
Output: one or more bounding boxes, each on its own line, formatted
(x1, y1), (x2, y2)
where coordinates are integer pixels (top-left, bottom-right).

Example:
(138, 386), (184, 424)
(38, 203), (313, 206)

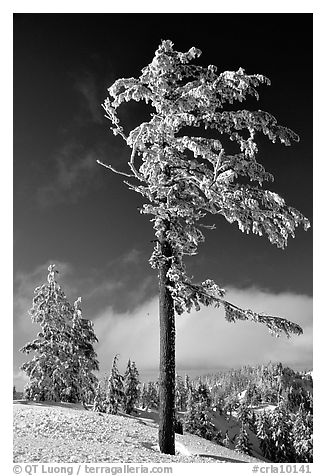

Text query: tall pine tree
(93, 381), (107, 413)
(292, 404), (313, 462)
(123, 359), (140, 414)
(67, 297), (99, 405)
(269, 403), (294, 462)
(175, 374), (187, 411)
(99, 39), (310, 454)
(256, 410), (274, 460)
(235, 423), (253, 456)
(106, 354), (124, 414)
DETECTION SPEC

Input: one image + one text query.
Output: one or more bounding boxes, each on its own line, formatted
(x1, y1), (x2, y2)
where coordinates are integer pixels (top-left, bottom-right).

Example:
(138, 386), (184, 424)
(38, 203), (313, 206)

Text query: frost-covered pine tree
(20, 265), (74, 401)
(292, 403), (313, 462)
(196, 381), (212, 408)
(20, 265), (99, 404)
(222, 430), (231, 449)
(237, 402), (251, 426)
(184, 387), (221, 442)
(175, 374), (187, 411)
(146, 381), (160, 409)
(67, 297), (99, 405)
(106, 354), (124, 414)
(99, 39), (310, 454)
(123, 359), (140, 414)
(256, 410), (274, 460)
(140, 383), (148, 410)
(269, 403), (294, 462)
(92, 381), (107, 413)
(235, 424), (252, 456)
(184, 374), (191, 394)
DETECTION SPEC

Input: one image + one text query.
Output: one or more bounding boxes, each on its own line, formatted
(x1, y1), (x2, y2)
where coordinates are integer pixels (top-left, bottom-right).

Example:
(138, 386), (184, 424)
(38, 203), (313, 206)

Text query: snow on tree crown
(98, 40), (310, 338)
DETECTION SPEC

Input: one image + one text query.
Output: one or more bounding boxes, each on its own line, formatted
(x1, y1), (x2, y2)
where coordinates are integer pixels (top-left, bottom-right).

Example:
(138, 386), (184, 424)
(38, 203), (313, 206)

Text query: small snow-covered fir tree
(256, 410), (274, 460)
(184, 388), (198, 434)
(184, 374), (191, 393)
(20, 265), (74, 401)
(237, 402), (251, 426)
(92, 381), (107, 413)
(292, 404), (313, 463)
(140, 383), (148, 410)
(99, 39), (310, 454)
(66, 297), (99, 405)
(20, 265), (99, 403)
(145, 381), (160, 409)
(106, 354), (124, 414)
(223, 393), (239, 420)
(175, 374), (187, 411)
(123, 359), (140, 414)
(257, 403), (294, 462)
(184, 387), (221, 443)
(235, 424), (252, 456)
(196, 381), (212, 408)
(222, 430), (231, 448)
(269, 403), (294, 462)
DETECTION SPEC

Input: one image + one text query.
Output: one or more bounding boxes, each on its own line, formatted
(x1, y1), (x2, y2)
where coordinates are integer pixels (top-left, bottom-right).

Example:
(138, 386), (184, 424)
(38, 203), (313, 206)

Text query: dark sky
(13, 13), (313, 387)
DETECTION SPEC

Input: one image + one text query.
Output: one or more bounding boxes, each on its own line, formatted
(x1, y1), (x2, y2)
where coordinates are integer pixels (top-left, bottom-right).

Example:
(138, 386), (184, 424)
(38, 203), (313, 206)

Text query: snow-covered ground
(13, 401), (264, 463)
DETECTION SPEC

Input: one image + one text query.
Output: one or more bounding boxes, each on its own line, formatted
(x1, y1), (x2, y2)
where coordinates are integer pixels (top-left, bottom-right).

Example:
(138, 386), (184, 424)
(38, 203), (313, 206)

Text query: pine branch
(221, 299), (303, 338)
(183, 282), (303, 338)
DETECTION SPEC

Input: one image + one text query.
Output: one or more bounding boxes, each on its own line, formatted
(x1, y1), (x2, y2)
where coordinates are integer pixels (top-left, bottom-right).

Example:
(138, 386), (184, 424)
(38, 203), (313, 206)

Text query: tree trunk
(158, 238), (175, 455)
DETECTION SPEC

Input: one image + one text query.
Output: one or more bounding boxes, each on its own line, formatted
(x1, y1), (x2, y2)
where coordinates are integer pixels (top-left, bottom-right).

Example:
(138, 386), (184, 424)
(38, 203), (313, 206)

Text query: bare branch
(96, 160), (134, 178)
(128, 127), (146, 182)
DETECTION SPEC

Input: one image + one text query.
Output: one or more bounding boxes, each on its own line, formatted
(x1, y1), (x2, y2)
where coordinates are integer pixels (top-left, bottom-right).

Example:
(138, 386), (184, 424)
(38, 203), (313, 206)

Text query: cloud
(36, 142), (99, 207)
(74, 73), (103, 125)
(93, 287), (312, 377)
(14, 261), (312, 390)
(120, 248), (142, 265)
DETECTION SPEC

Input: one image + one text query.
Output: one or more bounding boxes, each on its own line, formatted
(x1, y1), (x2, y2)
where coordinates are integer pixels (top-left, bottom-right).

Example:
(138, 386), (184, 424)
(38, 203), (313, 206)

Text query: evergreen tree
(140, 383), (148, 410)
(256, 410), (274, 460)
(184, 387), (221, 443)
(175, 374), (187, 411)
(106, 354), (124, 414)
(13, 386), (17, 400)
(245, 382), (261, 406)
(123, 359), (140, 414)
(269, 403), (294, 462)
(292, 404), (313, 462)
(237, 401), (251, 426)
(196, 381), (212, 408)
(248, 410), (258, 434)
(184, 374), (192, 393)
(20, 265), (99, 404)
(20, 265), (75, 402)
(66, 297), (99, 405)
(92, 381), (107, 413)
(222, 430), (231, 448)
(99, 39), (309, 454)
(184, 389), (199, 435)
(146, 381), (159, 409)
(223, 393), (238, 420)
(235, 424), (252, 456)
